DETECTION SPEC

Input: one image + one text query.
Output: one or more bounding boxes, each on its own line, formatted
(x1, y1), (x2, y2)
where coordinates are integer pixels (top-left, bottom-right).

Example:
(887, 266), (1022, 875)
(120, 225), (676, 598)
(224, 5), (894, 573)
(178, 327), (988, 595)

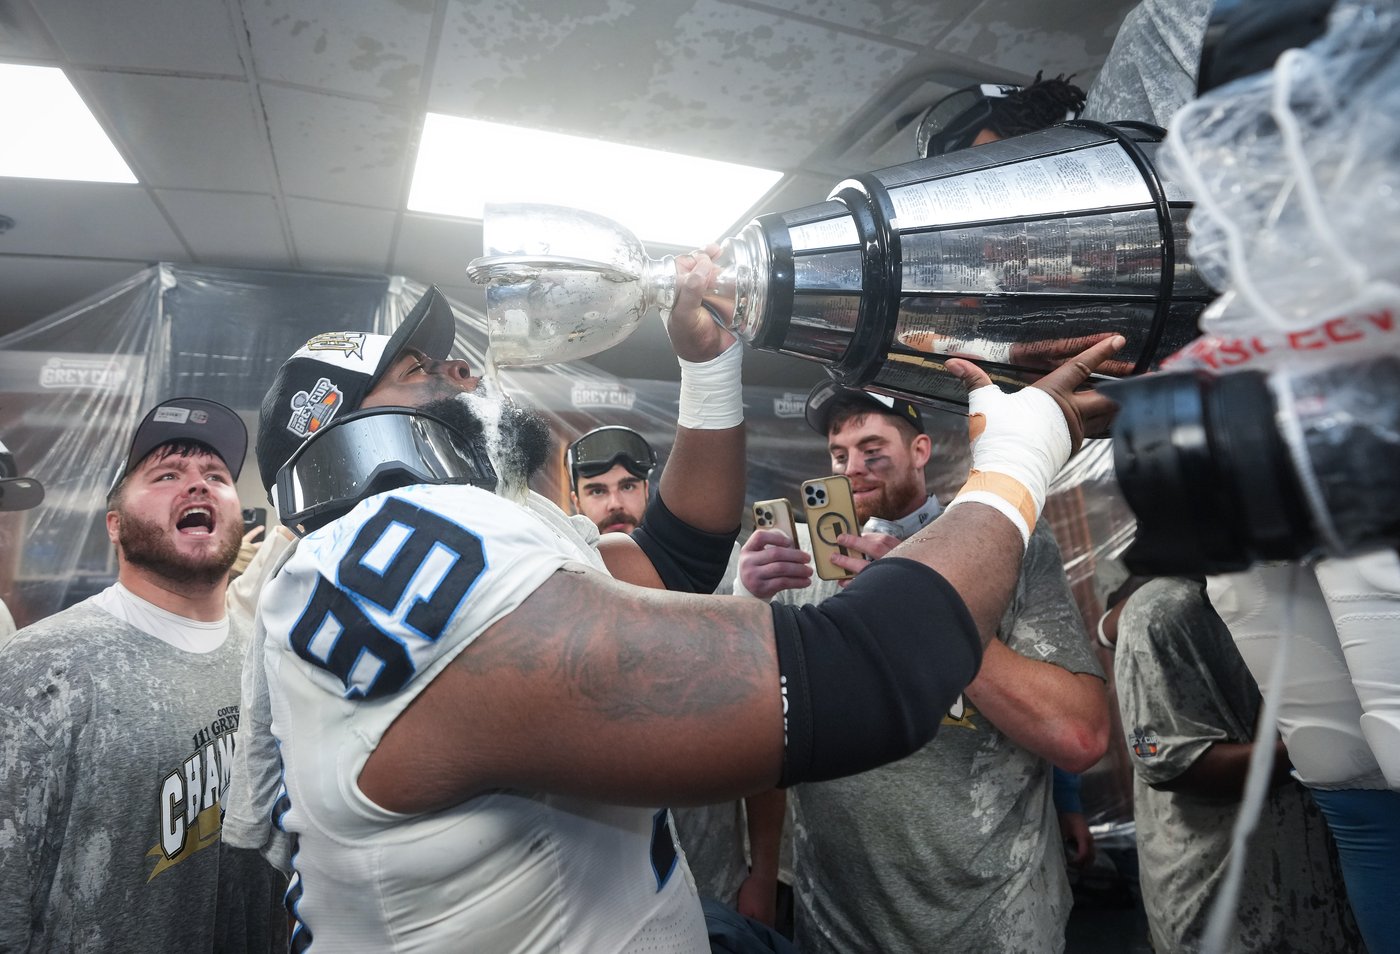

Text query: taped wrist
(632, 493), (739, 594)
(771, 558), (983, 787)
(677, 338), (743, 429)
(945, 383), (1071, 546)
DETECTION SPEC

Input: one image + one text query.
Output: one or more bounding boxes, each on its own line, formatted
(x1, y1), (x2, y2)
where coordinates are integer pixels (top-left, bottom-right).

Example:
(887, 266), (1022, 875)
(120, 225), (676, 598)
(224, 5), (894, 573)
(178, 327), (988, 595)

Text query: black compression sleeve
(771, 558), (983, 787)
(631, 493), (739, 594)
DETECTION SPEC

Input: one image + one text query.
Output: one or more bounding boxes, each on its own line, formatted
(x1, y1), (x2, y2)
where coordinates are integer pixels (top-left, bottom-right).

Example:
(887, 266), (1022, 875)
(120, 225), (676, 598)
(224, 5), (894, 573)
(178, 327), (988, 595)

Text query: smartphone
(751, 498), (796, 545)
(242, 507), (267, 536)
(800, 475), (865, 581)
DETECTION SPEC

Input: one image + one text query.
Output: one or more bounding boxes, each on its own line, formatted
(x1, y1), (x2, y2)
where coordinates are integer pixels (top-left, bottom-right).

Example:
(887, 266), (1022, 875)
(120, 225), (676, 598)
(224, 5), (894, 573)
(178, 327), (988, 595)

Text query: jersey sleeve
(1113, 579), (1242, 787)
(260, 484), (582, 703)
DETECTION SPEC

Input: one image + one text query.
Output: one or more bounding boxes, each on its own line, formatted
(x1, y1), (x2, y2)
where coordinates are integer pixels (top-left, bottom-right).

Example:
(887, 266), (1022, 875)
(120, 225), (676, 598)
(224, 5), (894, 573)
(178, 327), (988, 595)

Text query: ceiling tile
(285, 197), (396, 272)
(156, 190), (288, 264)
(428, 0), (915, 170)
(244, 0), (436, 106)
(0, 179), (187, 259)
(73, 71), (274, 192)
(0, 0), (60, 60)
(746, 0), (981, 46)
(938, 0), (1131, 77)
(262, 85), (417, 206)
(391, 212), (482, 289)
(34, 0), (243, 74)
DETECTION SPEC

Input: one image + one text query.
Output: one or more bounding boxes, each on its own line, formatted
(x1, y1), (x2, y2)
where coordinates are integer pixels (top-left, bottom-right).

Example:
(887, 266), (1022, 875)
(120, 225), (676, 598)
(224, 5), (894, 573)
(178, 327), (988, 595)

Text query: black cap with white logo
(804, 380), (924, 436)
(115, 397), (249, 487)
(255, 285), (457, 493)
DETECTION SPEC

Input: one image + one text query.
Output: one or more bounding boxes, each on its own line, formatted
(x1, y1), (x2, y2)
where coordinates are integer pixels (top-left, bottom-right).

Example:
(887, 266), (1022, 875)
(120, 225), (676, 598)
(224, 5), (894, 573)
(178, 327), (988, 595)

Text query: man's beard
(419, 390), (552, 495)
(601, 509), (640, 532)
(855, 470), (926, 524)
(118, 511), (241, 586)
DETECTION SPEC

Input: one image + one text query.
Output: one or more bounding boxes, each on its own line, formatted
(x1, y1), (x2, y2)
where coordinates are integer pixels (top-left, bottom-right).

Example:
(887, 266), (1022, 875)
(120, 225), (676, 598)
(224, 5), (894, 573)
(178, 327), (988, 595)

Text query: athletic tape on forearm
(770, 558), (983, 787)
(677, 338), (743, 429)
(944, 383), (1071, 547)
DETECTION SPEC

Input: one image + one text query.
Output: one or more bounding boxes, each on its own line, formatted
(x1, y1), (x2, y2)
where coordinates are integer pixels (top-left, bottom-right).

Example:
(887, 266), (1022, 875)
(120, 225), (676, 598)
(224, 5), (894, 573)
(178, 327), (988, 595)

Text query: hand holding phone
(751, 498), (796, 545)
(242, 507), (267, 536)
(800, 475), (866, 581)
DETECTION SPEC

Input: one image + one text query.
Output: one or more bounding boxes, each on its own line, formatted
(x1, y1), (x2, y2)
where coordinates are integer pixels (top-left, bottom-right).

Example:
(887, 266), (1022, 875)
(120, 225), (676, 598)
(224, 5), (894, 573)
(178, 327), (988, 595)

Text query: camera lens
(1106, 369), (1311, 574)
(1107, 356), (1400, 575)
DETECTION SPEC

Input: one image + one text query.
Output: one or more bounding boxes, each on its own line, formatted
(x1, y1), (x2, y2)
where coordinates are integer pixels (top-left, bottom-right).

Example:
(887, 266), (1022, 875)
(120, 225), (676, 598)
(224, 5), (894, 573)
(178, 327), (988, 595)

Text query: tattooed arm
(360, 564), (783, 811)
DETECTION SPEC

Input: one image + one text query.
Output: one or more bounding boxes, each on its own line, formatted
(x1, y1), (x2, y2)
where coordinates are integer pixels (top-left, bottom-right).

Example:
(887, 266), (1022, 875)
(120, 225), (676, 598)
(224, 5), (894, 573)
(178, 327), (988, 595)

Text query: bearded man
(0, 397), (287, 952)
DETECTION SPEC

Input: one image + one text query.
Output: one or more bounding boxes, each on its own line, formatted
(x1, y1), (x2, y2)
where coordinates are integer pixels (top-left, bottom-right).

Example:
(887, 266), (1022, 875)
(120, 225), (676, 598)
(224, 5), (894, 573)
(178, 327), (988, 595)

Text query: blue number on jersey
(288, 496), (486, 699)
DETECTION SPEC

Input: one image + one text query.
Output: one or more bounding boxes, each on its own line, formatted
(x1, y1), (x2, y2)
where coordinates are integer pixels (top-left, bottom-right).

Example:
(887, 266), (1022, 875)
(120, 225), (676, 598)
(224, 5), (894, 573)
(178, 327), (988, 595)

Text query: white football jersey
(258, 484), (707, 952)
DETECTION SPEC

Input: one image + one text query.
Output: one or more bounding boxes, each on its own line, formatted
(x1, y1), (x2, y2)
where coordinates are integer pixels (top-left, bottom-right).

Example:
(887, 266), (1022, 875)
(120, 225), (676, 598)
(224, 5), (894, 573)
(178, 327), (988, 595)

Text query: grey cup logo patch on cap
(287, 377), (344, 439)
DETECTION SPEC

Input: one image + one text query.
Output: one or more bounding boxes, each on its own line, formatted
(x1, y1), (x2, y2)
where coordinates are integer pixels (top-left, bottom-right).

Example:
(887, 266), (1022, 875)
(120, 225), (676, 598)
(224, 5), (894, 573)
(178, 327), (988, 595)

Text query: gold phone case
(801, 475), (862, 580)
(752, 497), (796, 544)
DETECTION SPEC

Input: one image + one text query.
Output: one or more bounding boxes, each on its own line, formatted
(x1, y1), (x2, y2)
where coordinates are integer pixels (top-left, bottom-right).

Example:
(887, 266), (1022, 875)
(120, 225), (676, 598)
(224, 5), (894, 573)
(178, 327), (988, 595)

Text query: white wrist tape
(677, 339), (744, 429)
(943, 383), (1071, 547)
(1096, 611), (1115, 650)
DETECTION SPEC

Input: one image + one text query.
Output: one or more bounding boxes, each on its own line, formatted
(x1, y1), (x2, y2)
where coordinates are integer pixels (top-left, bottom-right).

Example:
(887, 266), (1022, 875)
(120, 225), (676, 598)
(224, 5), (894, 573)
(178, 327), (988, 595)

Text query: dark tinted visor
(567, 427), (656, 486)
(274, 407), (497, 534)
(915, 85), (1014, 158)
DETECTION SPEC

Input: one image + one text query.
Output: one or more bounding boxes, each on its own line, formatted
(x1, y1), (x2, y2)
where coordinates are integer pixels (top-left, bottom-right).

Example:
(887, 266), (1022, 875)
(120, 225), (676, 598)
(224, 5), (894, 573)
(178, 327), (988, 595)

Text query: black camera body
(1106, 356), (1400, 575)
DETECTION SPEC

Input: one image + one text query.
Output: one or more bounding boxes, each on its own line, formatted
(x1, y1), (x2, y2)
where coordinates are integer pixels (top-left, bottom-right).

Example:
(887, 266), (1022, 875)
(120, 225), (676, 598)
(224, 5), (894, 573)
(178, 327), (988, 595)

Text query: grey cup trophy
(468, 121), (1213, 412)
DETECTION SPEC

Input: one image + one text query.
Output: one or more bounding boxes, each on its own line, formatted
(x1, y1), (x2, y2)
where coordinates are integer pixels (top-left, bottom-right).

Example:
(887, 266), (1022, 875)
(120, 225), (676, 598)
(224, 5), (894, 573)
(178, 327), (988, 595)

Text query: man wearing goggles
(567, 425), (657, 535)
(227, 241), (1125, 951)
(915, 72), (1087, 158)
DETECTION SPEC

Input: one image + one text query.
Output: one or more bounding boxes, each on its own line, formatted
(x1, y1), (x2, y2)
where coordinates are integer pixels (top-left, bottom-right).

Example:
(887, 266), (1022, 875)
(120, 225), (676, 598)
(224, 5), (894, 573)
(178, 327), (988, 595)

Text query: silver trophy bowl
(468, 122), (1212, 411)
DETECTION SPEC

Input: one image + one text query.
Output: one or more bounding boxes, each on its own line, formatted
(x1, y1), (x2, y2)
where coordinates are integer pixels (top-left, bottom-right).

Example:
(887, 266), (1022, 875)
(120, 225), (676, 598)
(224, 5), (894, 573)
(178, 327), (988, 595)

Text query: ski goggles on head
(915, 83), (1022, 158)
(274, 406), (497, 535)
(566, 426), (656, 488)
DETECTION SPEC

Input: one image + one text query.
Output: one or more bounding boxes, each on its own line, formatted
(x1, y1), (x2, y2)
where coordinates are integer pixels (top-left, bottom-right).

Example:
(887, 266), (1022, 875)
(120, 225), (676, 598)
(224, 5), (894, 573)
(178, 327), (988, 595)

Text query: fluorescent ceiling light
(0, 63), (137, 183)
(409, 114), (782, 248)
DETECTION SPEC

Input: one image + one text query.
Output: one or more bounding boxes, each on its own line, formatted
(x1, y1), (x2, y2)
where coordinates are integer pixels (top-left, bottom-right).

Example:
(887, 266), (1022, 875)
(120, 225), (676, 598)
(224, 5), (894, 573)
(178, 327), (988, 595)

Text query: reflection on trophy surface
(468, 121), (1213, 412)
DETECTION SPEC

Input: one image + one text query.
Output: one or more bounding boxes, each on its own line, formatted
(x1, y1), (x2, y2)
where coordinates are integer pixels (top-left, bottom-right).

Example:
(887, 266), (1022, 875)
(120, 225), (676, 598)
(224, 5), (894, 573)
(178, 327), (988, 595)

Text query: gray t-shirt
(1114, 578), (1364, 954)
(778, 516), (1101, 954)
(0, 598), (286, 952)
(1082, 0), (1213, 126)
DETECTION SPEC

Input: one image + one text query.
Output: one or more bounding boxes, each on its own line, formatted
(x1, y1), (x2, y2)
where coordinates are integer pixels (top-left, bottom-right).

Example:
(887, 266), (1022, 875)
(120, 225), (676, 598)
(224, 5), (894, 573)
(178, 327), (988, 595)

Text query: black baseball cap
(805, 380), (924, 436)
(256, 285), (457, 493)
(566, 426), (656, 490)
(0, 438), (45, 512)
(114, 397), (248, 488)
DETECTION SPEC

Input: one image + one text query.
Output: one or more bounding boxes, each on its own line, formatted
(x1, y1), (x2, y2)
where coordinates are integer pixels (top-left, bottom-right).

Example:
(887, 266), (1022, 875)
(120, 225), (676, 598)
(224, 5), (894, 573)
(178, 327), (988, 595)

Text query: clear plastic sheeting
(0, 263), (971, 627)
(1162, 0), (1400, 372)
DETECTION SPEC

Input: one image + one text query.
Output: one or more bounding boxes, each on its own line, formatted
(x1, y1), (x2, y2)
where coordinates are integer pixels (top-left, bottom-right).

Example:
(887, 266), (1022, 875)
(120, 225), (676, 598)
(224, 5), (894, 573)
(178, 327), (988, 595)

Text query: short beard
(419, 392), (552, 491)
(855, 473), (926, 524)
(118, 512), (241, 587)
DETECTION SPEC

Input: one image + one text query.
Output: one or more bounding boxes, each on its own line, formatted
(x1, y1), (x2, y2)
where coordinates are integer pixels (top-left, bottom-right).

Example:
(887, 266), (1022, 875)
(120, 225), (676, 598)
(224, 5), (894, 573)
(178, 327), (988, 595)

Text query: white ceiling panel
(262, 85), (417, 206)
(429, 0), (917, 170)
(392, 212), (482, 289)
(156, 190), (287, 264)
(243, 0), (436, 105)
(32, 0), (243, 74)
(285, 197), (397, 271)
(73, 72), (274, 192)
(0, 180), (187, 260)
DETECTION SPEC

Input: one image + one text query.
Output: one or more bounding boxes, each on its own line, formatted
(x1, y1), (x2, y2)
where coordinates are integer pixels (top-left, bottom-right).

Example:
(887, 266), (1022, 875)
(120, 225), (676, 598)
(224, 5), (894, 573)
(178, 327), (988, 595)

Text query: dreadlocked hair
(984, 71), (1086, 139)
